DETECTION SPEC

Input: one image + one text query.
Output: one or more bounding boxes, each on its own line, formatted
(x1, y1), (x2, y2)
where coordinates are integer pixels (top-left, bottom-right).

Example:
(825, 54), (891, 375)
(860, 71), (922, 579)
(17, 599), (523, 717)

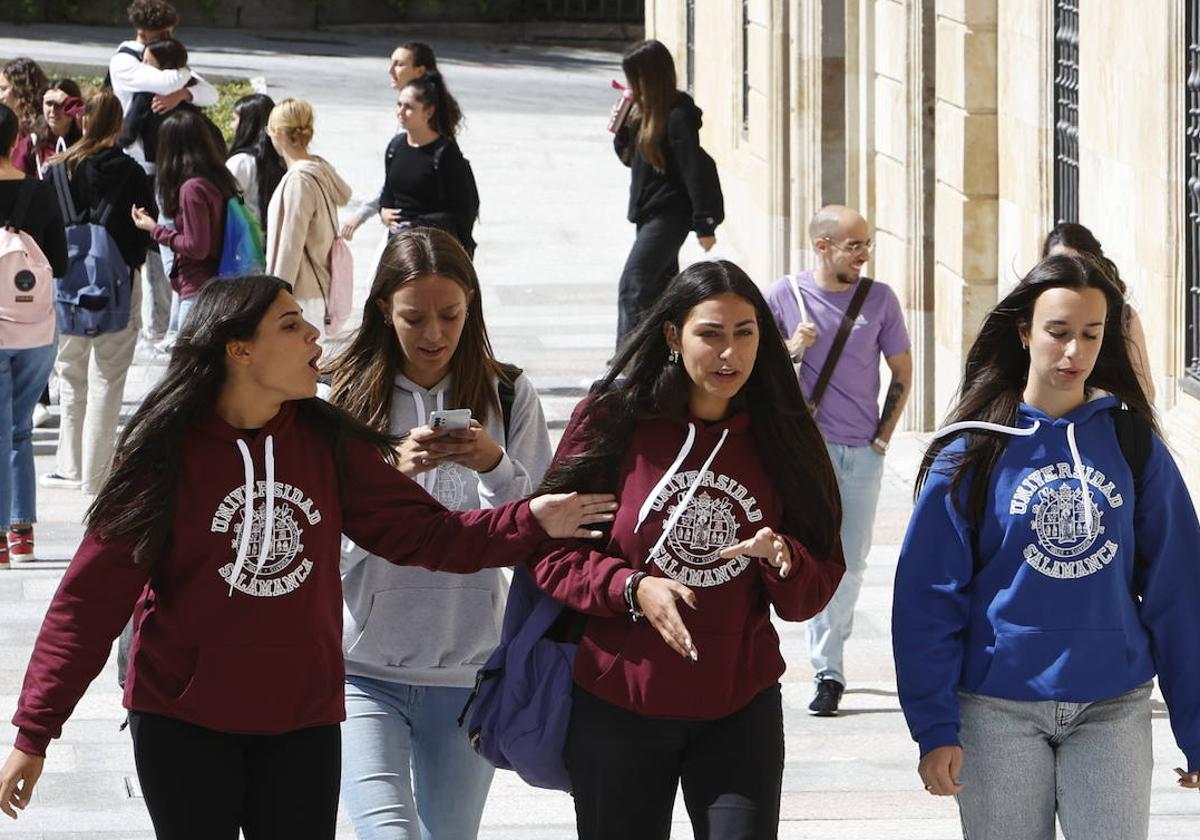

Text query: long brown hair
(916, 252), (1157, 530)
(50, 91), (123, 174)
(326, 227), (514, 434)
(621, 39), (678, 174)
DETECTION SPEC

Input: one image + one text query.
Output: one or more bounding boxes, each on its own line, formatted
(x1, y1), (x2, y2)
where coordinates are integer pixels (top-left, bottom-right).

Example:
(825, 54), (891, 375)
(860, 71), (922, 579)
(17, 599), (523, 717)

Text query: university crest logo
(210, 480), (323, 597)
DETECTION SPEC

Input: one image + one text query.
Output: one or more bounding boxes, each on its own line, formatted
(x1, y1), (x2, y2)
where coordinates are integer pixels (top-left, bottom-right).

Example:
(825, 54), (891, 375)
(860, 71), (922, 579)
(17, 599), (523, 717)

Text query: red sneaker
(0, 538), (9, 570)
(7, 528), (33, 562)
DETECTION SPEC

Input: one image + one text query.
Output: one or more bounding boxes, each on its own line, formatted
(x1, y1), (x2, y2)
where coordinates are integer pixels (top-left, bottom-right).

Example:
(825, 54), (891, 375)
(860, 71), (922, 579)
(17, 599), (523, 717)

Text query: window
(741, 0), (750, 136)
(1186, 0), (1200, 384)
(1053, 0), (1080, 223)
(686, 0), (696, 95)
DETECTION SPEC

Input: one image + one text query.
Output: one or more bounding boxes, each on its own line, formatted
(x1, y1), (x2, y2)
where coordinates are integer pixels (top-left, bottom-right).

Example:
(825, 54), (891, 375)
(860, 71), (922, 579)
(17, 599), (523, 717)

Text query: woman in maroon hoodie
(0, 275), (616, 838)
(535, 260), (844, 840)
(131, 106), (239, 330)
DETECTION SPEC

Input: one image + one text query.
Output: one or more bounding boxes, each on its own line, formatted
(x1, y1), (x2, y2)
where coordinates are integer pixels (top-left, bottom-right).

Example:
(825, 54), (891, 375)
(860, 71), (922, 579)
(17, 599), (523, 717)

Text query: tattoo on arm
(878, 380), (907, 429)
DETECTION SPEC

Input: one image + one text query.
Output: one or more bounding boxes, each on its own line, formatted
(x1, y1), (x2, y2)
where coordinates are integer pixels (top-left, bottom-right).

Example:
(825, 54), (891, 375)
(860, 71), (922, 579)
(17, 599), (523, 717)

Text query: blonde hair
(267, 98), (314, 150)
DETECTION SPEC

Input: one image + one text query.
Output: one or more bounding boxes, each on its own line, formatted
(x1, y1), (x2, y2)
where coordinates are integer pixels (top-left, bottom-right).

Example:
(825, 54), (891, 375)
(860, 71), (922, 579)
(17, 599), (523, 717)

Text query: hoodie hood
(292, 157), (351, 206)
(672, 91), (704, 131)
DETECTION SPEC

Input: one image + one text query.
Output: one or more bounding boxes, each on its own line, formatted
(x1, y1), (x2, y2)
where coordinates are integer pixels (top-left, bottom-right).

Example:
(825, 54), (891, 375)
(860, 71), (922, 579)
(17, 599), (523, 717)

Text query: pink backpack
(314, 182), (352, 335)
(0, 182), (56, 349)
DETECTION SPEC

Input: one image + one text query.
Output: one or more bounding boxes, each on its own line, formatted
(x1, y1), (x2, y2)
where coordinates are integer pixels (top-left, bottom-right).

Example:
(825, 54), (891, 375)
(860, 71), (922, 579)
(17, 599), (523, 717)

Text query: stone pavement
(0, 23), (1197, 839)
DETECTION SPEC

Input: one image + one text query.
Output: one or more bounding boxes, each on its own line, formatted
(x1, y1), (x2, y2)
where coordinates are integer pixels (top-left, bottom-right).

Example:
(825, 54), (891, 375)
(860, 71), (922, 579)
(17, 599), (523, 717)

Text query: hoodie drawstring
(640, 427), (730, 563)
(411, 389), (445, 494)
(635, 423), (696, 533)
(933, 419), (1042, 440)
(228, 435), (276, 597)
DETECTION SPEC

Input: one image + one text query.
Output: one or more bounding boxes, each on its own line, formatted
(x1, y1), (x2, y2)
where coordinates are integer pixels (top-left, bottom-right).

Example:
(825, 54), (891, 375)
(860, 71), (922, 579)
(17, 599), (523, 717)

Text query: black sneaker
(808, 678), (844, 716)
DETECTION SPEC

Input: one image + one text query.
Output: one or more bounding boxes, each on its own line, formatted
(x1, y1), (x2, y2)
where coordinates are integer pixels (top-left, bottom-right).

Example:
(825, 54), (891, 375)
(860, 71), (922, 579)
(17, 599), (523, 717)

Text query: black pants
(616, 212), (692, 346)
(566, 684), (784, 840)
(128, 712), (341, 840)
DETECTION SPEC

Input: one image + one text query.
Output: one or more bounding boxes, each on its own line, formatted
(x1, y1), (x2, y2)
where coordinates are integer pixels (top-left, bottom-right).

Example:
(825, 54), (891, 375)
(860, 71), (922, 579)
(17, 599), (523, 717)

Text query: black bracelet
(624, 571), (647, 621)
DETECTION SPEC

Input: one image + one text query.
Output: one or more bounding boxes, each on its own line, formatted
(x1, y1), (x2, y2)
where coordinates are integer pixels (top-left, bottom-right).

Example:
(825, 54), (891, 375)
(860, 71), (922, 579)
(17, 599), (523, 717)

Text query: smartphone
(429, 408), (472, 432)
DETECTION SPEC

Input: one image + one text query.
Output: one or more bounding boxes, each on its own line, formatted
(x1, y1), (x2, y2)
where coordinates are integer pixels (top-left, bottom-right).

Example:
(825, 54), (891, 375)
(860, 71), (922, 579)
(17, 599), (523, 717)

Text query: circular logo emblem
(665, 492), (739, 567)
(13, 270), (36, 293)
(1030, 483), (1103, 559)
(231, 506), (304, 575)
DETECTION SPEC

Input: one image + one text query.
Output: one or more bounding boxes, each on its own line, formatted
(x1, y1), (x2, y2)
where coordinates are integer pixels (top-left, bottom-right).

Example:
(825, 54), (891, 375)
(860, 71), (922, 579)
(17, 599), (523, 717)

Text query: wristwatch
(872, 436), (889, 453)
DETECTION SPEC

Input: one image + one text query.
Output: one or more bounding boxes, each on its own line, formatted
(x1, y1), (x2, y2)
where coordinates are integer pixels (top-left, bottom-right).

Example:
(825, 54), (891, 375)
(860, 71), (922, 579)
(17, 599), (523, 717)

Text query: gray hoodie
(340, 371), (553, 687)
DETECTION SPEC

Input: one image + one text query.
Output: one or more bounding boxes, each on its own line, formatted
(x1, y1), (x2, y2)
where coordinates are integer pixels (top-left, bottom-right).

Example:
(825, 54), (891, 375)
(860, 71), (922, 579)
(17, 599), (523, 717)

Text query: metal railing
(1053, 0), (1080, 224)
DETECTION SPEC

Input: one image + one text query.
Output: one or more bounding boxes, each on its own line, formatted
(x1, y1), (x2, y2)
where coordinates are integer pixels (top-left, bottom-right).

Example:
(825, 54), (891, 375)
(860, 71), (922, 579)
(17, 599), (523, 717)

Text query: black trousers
(566, 684), (784, 840)
(615, 212), (692, 346)
(128, 712), (341, 840)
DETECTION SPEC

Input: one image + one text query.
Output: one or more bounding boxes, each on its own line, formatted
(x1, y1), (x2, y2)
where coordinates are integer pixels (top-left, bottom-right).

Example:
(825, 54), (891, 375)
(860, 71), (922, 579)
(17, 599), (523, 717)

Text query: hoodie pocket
(346, 587), (500, 670)
(975, 629), (1135, 698)
(173, 644), (337, 732)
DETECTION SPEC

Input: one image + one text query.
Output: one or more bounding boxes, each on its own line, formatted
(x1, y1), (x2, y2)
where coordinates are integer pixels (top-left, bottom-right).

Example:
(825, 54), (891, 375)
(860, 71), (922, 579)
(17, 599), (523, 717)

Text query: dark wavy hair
(916, 252), (1156, 530)
(539, 260), (842, 563)
(402, 72), (464, 141)
(0, 103), (19, 154)
(1, 57), (48, 124)
(227, 93), (284, 221)
(155, 107), (239, 217)
(127, 0), (179, 31)
(87, 275), (398, 566)
(399, 41), (438, 72)
(326, 227), (514, 434)
(1042, 221), (1127, 294)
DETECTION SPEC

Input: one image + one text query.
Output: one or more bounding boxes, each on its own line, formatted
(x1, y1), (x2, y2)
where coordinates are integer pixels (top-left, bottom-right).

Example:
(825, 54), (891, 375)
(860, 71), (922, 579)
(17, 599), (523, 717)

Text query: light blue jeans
(0, 344), (57, 529)
(806, 441), (885, 686)
(956, 682), (1153, 840)
(341, 675), (495, 840)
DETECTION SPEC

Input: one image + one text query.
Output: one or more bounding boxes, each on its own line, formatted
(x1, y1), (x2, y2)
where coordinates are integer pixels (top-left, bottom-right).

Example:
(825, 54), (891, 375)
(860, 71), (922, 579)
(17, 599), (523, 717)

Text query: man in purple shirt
(766, 205), (912, 716)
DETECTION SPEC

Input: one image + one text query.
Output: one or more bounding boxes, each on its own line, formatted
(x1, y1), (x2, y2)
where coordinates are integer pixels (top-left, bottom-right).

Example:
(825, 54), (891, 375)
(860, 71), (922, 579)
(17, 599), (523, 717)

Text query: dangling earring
(668, 349), (680, 364)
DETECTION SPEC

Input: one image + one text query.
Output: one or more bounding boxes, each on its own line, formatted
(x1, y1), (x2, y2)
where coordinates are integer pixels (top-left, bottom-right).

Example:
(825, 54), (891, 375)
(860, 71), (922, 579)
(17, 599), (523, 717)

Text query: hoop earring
(668, 349), (680, 364)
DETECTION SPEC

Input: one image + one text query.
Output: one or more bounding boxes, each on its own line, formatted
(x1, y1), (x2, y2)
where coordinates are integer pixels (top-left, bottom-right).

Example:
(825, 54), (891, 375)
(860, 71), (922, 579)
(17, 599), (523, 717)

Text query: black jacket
(614, 92), (724, 236)
(59, 148), (157, 270)
(0, 178), (68, 277)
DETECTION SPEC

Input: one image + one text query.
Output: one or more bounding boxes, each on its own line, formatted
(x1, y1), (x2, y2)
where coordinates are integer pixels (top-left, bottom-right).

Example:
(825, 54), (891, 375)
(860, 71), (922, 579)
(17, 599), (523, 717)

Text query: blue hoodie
(893, 394), (1200, 770)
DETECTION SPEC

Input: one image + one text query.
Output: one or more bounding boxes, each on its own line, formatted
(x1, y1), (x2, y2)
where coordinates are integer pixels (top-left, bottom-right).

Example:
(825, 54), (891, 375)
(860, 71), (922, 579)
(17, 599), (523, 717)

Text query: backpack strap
(808, 277), (874, 415)
(498, 375), (517, 444)
(103, 44), (145, 89)
(49, 163), (83, 226)
(1111, 405), (1152, 493)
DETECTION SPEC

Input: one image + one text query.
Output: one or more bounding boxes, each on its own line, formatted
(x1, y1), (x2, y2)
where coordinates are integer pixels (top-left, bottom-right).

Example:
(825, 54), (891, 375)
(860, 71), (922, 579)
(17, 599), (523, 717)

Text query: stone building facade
(644, 0), (1200, 492)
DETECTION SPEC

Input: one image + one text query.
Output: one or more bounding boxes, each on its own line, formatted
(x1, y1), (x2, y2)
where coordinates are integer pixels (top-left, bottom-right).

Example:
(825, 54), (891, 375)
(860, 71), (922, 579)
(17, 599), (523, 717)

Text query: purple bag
(459, 565), (577, 792)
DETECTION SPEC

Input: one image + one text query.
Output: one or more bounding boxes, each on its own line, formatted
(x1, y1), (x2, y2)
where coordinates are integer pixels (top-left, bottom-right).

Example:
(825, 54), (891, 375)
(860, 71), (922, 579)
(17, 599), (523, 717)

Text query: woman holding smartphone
(326, 228), (552, 840)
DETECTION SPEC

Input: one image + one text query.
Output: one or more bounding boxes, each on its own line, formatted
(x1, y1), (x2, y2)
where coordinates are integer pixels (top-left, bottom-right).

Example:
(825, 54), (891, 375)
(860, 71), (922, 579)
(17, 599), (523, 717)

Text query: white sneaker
(39, 473), (82, 490)
(32, 403), (50, 427)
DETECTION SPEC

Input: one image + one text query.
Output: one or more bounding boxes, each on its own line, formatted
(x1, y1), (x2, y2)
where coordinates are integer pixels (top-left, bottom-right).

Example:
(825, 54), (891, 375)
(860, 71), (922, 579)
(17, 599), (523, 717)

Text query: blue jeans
(341, 675), (495, 840)
(0, 344), (57, 529)
(806, 441), (885, 686)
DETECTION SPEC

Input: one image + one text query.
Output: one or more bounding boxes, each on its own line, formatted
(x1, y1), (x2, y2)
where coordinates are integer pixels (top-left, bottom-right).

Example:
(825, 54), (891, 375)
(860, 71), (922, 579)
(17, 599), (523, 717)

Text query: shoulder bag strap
(49, 163), (82, 226)
(808, 278), (874, 414)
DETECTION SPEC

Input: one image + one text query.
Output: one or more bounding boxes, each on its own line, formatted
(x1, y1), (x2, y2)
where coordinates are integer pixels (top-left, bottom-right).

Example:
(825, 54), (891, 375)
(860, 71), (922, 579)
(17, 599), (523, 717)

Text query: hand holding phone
(429, 408), (472, 433)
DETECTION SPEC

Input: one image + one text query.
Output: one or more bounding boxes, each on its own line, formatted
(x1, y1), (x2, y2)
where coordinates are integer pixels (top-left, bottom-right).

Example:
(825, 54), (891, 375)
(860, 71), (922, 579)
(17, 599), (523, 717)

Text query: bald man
(765, 205), (912, 716)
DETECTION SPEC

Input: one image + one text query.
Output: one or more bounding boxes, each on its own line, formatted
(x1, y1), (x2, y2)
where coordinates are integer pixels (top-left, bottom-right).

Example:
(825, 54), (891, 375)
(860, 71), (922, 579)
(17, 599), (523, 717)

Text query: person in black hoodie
(41, 92), (157, 498)
(613, 40), (724, 346)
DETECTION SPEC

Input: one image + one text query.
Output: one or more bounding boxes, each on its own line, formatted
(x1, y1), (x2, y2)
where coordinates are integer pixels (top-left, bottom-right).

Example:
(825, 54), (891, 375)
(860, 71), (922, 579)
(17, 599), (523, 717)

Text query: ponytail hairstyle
(915, 252), (1156, 531)
(50, 91), (124, 174)
(620, 39), (678, 173)
(402, 73), (464, 141)
(228, 93), (285, 220)
(267, 97), (315, 152)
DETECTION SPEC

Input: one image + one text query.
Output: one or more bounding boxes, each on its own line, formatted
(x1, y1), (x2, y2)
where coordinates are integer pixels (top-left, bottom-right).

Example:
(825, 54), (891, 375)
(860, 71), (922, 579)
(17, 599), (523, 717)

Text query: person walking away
(40, 92), (156, 496)
(130, 107), (237, 330)
(534, 260), (845, 840)
(225, 93), (283, 228)
(763, 204), (912, 716)
(893, 252), (1200, 839)
(376, 74), (478, 257)
(341, 42), (440, 242)
(612, 39), (723, 346)
(327, 228), (553, 839)
(0, 273), (617, 836)
(0, 104), (67, 567)
(265, 98), (351, 340)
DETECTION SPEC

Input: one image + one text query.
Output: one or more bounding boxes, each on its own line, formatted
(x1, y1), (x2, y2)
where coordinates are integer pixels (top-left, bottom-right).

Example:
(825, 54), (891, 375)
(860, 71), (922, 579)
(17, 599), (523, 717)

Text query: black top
(57, 148), (158, 270)
(117, 78), (201, 164)
(378, 132), (479, 254)
(614, 91), (724, 237)
(0, 178), (69, 277)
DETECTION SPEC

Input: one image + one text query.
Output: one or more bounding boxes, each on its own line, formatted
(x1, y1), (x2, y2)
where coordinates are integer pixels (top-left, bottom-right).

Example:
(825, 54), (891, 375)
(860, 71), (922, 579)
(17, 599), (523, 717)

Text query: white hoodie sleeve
(185, 72), (219, 108)
(109, 51), (192, 97)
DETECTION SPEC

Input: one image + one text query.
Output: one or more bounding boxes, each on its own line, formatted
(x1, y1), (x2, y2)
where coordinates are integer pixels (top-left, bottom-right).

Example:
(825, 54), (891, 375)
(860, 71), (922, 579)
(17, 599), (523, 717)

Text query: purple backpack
(459, 565), (577, 791)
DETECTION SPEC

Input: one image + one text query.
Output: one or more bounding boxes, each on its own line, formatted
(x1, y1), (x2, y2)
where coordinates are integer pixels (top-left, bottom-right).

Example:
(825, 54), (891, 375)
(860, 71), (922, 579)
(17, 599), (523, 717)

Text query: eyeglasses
(821, 237), (874, 257)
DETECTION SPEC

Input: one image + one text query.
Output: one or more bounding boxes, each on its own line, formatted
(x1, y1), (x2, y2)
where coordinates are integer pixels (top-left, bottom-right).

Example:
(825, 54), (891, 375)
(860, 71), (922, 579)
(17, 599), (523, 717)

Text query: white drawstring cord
(410, 388), (445, 494)
(635, 423), (696, 533)
(229, 439), (256, 596)
(646, 429), (730, 563)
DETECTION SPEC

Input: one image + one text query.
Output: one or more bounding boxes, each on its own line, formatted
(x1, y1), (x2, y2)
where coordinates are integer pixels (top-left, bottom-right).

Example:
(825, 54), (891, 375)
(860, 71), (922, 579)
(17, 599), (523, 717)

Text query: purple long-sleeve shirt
(151, 176), (226, 299)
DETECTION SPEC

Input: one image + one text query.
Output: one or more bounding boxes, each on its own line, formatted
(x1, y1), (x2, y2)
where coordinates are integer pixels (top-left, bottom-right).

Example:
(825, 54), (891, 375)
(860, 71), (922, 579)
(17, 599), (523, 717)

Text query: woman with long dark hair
(375, 73), (479, 256)
(225, 92), (284, 227)
(0, 274), (615, 835)
(612, 40), (724, 345)
(40, 92), (156, 497)
(33, 79), (84, 179)
(328, 228), (552, 839)
(1042, 221), (1154, 401)
(533, 260), (844, 839)
(893, 254), (1200, 839)
(130, 106), (239, 329)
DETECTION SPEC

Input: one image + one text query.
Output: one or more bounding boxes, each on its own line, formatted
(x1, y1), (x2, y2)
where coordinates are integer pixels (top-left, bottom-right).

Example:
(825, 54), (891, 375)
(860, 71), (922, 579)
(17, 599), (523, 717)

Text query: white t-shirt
(226, 152), (262, 224)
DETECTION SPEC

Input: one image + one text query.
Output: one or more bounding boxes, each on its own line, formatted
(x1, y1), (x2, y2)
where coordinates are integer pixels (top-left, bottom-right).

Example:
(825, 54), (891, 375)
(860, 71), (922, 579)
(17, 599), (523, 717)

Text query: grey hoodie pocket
(347, 586), (501, 670)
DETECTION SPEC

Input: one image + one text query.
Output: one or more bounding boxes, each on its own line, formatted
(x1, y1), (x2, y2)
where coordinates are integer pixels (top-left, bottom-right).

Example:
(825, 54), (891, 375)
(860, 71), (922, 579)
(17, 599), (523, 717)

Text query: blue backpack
(459, 565), (577, 792)
(49, 163), (131, 337)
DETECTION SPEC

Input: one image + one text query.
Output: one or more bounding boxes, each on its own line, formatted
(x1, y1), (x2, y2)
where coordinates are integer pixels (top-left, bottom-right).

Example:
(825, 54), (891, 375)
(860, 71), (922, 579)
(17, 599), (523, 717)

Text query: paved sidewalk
(0, 24), (1196, 839)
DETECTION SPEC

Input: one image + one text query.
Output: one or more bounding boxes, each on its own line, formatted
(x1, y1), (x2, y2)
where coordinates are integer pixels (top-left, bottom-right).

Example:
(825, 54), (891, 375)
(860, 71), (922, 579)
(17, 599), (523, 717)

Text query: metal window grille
(686, 0), (696, 95)
(1187, 0), (1200, 383)
(1053, 0), (1080, 223)
(742, 0), (750, 136)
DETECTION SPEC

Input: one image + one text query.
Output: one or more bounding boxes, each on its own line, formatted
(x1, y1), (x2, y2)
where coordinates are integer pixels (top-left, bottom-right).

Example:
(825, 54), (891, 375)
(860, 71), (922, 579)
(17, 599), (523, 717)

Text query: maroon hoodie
(13, 402), (548, 757)
(151, 176), (226, 299)
(533, 401), (845, 720)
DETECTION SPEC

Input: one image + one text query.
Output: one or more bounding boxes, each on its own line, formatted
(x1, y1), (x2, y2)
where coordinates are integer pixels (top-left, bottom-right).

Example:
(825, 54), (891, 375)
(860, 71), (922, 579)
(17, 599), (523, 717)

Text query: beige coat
(265, 157), (352, 303)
